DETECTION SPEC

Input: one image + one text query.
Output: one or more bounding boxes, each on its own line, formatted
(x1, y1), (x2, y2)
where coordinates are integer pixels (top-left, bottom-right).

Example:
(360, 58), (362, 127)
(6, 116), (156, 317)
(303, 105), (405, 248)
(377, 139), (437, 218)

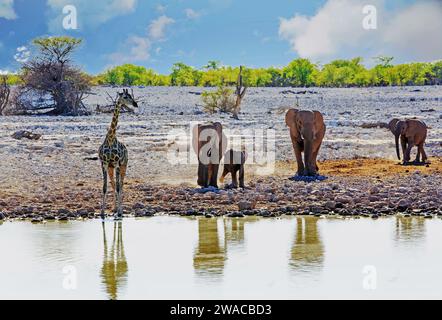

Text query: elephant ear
(396, 120), (408, 136)
(285, 109), (301, 139)
(285, 109), (299, 128)
(313, 111), (324, 125)
(388, 119), (400, 134)
(192, 124), (201, 156)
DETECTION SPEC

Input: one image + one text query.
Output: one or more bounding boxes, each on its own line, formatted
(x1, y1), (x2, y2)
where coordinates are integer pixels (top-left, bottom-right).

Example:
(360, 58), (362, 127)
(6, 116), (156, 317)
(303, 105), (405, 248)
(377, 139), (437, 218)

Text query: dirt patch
(275, 157), (442, 178)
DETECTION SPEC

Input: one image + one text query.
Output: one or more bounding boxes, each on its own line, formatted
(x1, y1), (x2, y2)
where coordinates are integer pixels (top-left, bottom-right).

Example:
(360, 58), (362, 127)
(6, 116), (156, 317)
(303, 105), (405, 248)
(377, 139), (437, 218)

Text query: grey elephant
(388, 118), (428, 164)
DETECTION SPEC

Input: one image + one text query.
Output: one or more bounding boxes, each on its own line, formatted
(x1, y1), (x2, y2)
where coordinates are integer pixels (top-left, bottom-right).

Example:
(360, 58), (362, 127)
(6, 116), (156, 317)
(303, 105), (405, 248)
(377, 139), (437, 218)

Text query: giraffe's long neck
(105, 101), (122, 145)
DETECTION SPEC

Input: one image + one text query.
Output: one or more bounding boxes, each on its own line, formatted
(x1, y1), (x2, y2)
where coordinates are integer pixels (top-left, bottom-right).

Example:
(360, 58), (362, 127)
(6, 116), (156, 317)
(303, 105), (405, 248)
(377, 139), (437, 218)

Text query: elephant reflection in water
(193, 219), (226, 277)
(101, 222), (128, 300)
(224, 218), (246, 245)
(395, 217), (426, 243)
(193, 218), (258, 277)
(290, 217), (324, 271)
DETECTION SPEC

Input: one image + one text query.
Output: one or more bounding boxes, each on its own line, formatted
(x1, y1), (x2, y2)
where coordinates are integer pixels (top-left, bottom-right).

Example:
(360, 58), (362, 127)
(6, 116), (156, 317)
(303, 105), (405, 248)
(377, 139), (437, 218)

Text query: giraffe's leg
(120, 164), (127, 217)
(115, 166), (122, 220)
(101, 163), (108, 220)
(107, 166), (116, 213)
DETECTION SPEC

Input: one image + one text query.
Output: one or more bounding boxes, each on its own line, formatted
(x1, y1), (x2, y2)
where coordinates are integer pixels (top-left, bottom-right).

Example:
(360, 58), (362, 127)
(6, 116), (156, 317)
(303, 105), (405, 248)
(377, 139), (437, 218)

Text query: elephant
(220, 149), (247, 189)
(192, 122), (227, 188)
(388, 118), (428, 164)
(285, 109), (326, 177)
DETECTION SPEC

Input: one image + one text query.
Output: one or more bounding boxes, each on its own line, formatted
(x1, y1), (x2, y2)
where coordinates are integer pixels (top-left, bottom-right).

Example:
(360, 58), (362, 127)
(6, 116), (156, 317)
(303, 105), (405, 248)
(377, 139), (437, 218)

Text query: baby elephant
(220, 150), (247, 189)
(388, 118), (428, 164)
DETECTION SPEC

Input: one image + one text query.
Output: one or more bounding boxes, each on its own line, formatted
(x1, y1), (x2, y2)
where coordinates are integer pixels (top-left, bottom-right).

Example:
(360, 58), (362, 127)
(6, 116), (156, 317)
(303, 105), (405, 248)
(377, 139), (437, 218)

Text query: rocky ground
(0, 158), (441, 222)
(0, 86), (441, 222)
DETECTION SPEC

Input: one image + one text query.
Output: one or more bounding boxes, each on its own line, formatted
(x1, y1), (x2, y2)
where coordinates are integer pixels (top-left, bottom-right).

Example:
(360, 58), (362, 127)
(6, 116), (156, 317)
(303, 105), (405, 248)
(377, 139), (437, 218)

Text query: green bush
(79, 58), (442, 88)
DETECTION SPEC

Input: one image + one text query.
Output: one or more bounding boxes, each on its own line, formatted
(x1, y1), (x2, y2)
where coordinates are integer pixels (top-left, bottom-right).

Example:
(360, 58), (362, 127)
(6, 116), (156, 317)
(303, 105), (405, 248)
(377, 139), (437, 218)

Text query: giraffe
(99, 89), (138, 220)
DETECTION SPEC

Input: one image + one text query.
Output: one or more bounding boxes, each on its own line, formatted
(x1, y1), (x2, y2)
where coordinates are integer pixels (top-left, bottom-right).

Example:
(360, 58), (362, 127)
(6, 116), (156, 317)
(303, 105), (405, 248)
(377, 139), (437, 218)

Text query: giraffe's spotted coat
(98, 89), (138, 219)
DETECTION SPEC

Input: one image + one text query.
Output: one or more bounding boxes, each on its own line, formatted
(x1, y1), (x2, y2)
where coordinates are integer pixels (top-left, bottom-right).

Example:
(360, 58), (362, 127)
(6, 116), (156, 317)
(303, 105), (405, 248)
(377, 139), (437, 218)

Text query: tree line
(3, 36), (442, 89)
(91, 57), (442, 88)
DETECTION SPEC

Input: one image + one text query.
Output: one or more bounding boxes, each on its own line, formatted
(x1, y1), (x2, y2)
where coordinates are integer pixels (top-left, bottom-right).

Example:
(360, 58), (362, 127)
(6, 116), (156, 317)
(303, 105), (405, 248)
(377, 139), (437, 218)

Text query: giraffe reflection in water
(290, 217), (324, 272)
(101, 222), (128, 300)
(395, 216), (426, 244)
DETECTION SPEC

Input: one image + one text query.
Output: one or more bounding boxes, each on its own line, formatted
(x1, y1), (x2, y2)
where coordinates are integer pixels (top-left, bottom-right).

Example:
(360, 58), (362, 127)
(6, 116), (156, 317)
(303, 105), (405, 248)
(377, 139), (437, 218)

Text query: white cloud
(184, 8), (202, 20)
(109, 36), (151, 64)
(0, 0), (17, 19)
(383, 1), (442, 61)
(156, 4), (166, 14)
(148, 15), (175, 41)
(14, 46), (31, 63)
(108, 15), (175, 65)
(47, 0), (137, 31)
(279, 0), (442, 63)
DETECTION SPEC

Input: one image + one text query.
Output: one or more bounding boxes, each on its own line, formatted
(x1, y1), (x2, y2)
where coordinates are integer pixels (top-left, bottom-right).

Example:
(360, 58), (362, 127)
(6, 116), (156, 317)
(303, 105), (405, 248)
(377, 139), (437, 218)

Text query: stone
(325, 201), (336, 210)
(335, 196), (353, 204)
(238, 200), (257, 211)
(11, 130), (42, 140)
(31, 217), (43, 223)
(226, 212), (245, 218)
(133, 202), (145, 210)
(397, 199), (412, 212)
(368, 195), (381, 202)
(0, 212), (5, 220)
(369, 186), (380, 194)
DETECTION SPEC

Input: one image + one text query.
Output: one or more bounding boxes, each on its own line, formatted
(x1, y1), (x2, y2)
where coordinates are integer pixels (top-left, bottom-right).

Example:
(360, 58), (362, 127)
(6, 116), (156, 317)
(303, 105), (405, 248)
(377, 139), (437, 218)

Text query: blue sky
(1, 0), (441, 74)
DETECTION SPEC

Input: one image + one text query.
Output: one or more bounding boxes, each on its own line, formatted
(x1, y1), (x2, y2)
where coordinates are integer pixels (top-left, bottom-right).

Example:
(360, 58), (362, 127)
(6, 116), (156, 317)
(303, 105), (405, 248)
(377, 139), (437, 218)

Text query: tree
(170, 63), (199, 86)
(18, 36), (90, 115)
(0, 76), (10, 115)
(373, 56), (394, 68)
(431, 61), (442, 85)
(201, 67), (246, 119)
(204, 60), (221, 70)
(283, 58), (317, 87)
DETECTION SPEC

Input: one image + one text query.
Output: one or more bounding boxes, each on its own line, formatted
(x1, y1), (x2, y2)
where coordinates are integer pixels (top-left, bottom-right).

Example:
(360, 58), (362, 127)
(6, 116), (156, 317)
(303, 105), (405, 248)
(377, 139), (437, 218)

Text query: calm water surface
(1, 216), (441, 300)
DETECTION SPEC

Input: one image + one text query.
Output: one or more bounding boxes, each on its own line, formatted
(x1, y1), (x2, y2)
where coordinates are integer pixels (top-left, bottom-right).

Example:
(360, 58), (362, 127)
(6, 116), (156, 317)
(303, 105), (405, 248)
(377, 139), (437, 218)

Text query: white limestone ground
(0, 86), (440, 189)
(0, 86), (441, 219)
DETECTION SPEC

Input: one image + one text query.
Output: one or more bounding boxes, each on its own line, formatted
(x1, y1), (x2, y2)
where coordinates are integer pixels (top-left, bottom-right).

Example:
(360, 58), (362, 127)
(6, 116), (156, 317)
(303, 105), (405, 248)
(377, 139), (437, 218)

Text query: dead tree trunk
(232, 66), (247, 120)
(0, 76), (11, 115)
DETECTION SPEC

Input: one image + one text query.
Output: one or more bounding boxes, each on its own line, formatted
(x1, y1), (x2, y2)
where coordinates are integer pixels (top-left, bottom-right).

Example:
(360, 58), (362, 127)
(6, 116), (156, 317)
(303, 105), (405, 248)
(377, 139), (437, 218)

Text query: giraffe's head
(117, 89), (139, 112)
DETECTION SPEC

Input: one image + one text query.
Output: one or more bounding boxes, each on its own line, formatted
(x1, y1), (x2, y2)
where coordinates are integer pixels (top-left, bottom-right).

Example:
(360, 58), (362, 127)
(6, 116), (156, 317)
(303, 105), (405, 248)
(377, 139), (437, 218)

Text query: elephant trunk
(304, 138), (314, 176)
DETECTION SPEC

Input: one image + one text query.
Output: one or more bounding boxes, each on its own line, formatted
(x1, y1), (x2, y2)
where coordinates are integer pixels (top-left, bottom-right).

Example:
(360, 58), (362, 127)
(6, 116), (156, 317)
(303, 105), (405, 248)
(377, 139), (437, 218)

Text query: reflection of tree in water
(101, 222), (128, 300)
(395, 217), (426, 244)
(193, 219), (226, 278)
(290, 217), (324, 272)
